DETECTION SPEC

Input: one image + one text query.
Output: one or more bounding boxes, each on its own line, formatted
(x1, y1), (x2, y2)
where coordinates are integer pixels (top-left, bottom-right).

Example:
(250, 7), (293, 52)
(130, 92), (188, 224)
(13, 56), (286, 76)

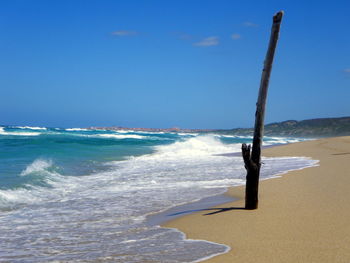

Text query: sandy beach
(164, 136), (350, 262)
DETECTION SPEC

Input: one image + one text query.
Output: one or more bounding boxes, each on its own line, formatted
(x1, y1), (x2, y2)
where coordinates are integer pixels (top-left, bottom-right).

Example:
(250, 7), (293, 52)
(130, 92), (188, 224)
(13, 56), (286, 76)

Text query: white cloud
(193, 36), (219, 47)
(243, 22), (258, 27)
(231, 33), (241, 40)
(111, 30), (138, 36)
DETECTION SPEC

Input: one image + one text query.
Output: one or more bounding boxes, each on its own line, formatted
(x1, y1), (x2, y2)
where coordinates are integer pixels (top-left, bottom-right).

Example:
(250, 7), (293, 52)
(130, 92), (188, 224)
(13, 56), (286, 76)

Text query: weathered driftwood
(243, 11), (284, 210)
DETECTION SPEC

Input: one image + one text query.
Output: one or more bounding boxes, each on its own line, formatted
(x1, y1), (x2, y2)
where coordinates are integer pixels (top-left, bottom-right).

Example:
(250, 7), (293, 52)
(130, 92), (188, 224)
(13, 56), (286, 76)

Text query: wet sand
(164, 136), (350, 262)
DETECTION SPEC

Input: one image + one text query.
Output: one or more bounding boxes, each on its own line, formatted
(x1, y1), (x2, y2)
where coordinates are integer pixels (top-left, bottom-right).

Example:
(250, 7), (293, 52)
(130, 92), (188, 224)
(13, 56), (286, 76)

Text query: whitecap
(20, 159), (54, 176)
(0, 131), (319, 262)
(114, 130), (137, 133)
(96, 134), (145, 139)
(14, 126), (47, 130)
(153, 135), (240, 158)
(263, 136), (310, 145)
(65, 128), (89, 131)
(0, 127), (40, 136)
(177, 132), (198, 136)
(213, 134), (238, 138)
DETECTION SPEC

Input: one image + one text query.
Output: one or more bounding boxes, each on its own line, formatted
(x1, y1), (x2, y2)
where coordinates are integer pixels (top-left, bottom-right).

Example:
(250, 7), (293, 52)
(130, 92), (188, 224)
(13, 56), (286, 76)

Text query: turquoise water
(0, 127), (178, 190)
(0, 126), (317, 262)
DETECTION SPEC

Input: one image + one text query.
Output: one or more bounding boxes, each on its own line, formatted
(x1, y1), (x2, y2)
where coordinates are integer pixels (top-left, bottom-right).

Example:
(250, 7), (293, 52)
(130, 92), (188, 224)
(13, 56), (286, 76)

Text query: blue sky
(1, 0), (349, 129)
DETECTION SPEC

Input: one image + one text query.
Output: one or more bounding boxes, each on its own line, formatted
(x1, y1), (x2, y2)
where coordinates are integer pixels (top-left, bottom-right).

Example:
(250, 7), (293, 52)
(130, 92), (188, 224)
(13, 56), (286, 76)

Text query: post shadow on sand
(167, 206), (245, 217)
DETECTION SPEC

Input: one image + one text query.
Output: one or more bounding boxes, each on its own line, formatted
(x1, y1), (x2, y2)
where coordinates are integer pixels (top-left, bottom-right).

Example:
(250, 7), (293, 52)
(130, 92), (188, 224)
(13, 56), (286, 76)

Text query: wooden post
(242, 11), (284, 210)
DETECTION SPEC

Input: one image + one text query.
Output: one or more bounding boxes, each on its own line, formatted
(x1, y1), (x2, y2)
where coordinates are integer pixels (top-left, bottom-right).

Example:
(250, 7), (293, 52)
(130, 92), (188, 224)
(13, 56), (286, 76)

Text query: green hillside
(219, 117), (350, 137)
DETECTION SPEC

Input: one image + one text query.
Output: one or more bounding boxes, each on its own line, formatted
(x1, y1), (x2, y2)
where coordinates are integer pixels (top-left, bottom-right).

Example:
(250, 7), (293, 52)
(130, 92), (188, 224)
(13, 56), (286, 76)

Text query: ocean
(0, 126), (318, 262)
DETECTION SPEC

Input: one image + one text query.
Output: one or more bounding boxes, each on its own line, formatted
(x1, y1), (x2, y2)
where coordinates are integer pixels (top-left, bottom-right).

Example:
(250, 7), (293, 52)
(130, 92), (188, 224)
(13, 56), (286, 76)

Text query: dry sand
(164, 136), (350, 262)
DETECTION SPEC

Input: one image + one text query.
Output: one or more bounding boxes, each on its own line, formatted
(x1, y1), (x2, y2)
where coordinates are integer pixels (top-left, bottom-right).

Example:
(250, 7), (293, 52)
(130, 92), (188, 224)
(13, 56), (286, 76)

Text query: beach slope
(164, 136), (350, 262)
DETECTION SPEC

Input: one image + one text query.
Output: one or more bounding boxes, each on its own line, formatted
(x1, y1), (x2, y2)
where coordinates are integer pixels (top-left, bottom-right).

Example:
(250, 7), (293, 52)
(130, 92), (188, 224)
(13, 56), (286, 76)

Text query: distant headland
(89, 116), (350, 137)
(88, 126), (216, 133)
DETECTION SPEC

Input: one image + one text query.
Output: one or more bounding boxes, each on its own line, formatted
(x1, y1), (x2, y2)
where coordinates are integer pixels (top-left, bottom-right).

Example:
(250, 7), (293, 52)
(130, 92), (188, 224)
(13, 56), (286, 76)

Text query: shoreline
(146, 143), (314, 228)
(164, 136), (350, 262)
(146, 193), (236, 227)
(148, 142), (312, 227)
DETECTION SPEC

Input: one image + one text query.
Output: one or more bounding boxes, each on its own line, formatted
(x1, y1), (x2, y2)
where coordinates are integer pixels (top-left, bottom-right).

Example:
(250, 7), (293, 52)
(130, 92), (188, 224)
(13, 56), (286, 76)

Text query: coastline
(163, 136), (350, 262)
(147, 193), (236, 227)
(147, 143), (307, 227)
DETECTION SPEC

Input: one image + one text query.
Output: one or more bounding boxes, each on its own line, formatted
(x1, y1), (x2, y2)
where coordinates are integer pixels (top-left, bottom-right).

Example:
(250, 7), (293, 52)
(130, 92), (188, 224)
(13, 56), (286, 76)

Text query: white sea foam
(0, 135), (317, 210)
(153, 135), (240, 158)
(0, 188), (41, 207)
(20, 159), (53, 176)
(230, 135), (253, 139)
(129, 130), (166, 135)
(213, 134), (308, 144)
(177, 132), (198, 136)
(1, 160), (55, 207)
(0, 159), (81, 209)
(65, 128), (89, 131)
(0, 133), (319, 262)
(113, 129), (136, 133)
(214, 134), (238, 138)
(14, 126), (47, 130)
(63, 132), (148, 140)
(263, 136), (309, 145)
(0, 127), (41, 136)
(96, 134), (145, 139)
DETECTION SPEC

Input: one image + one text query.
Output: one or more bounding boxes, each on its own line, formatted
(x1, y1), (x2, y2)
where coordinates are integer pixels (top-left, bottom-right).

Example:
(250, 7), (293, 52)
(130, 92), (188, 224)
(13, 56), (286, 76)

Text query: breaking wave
(0, 127), (41, 136)
(65, 128), (89, 131)
(20, 159), (54, 176)
(13, 126), (47, 130)
(0, 130), (318, 262)
(95, 134), (146, 139)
